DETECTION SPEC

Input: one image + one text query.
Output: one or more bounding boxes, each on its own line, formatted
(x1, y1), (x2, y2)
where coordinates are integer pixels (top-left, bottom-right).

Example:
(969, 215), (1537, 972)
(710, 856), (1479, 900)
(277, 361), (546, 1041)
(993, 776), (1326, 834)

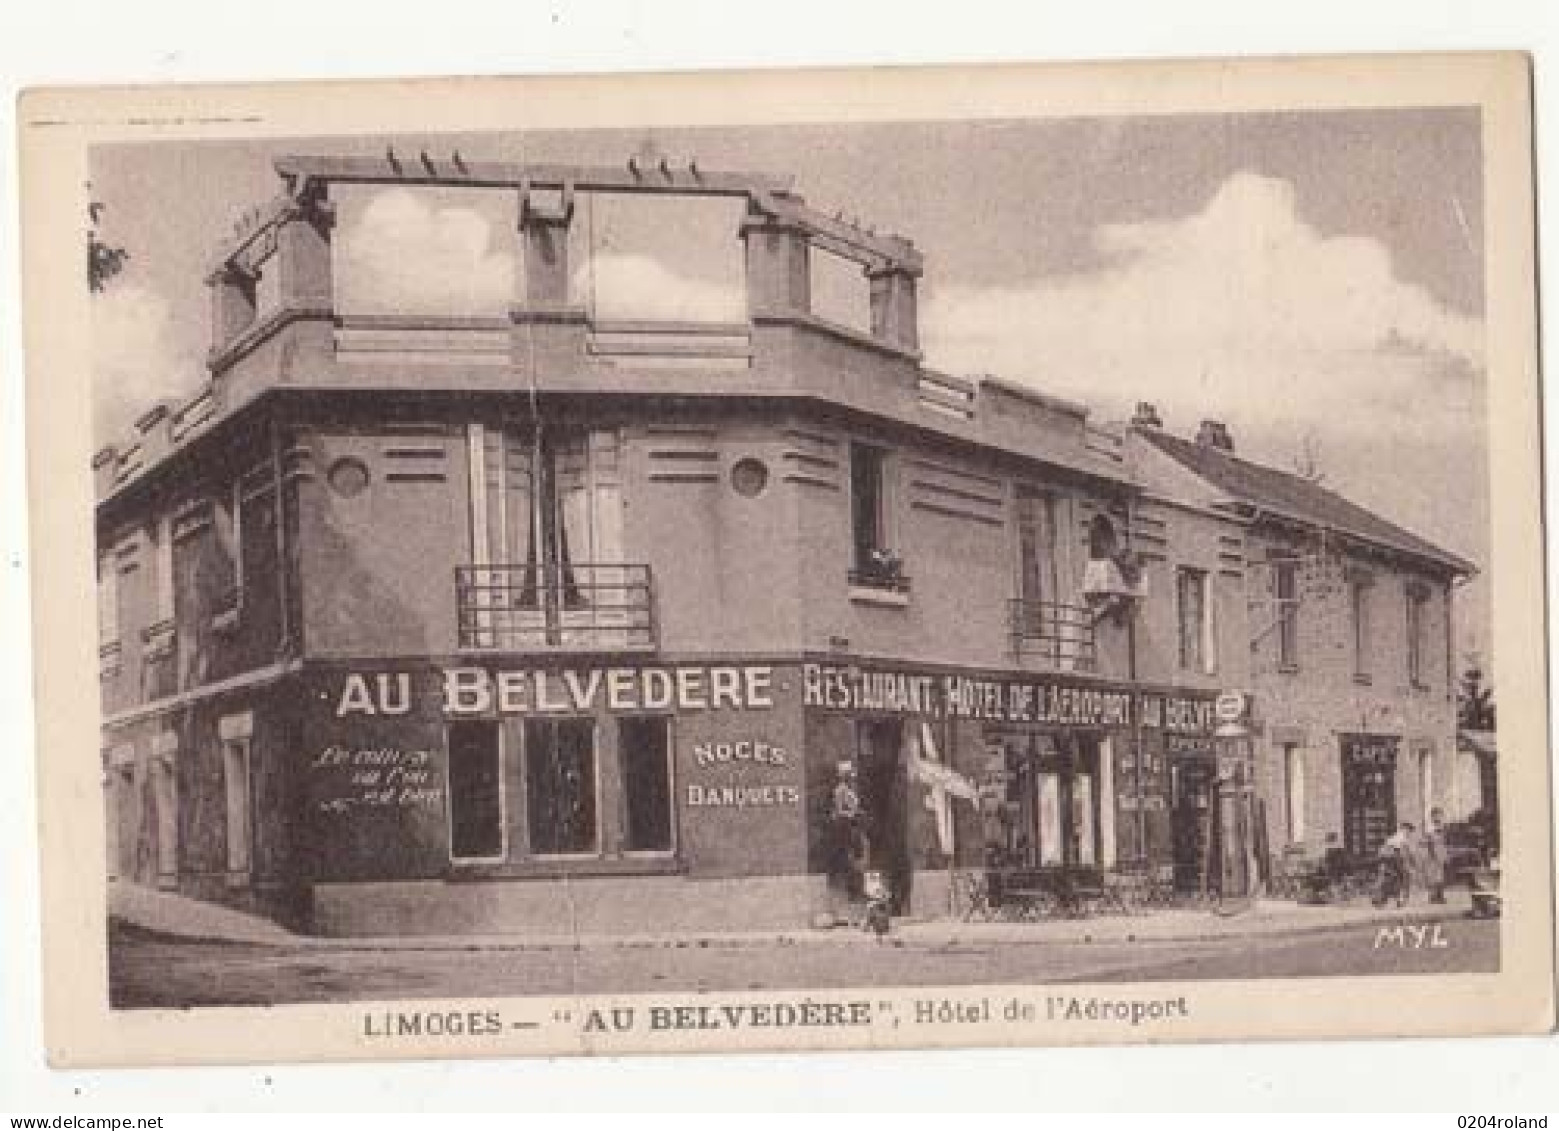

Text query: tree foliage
(88, 199), (129, 292)
(1458, 658), (1496, 730)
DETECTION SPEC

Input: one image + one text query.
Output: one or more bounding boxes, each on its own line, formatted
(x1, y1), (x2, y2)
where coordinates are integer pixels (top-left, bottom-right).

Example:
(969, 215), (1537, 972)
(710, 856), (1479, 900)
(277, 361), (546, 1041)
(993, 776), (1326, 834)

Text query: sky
(89, 109), (1490, 655)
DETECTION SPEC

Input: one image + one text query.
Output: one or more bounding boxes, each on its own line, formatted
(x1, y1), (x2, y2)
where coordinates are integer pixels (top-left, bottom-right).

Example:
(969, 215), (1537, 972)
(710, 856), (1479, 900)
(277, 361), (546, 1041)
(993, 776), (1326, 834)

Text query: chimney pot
(1196, 419), (1234, 452)
(1131, 402), (1163, 430)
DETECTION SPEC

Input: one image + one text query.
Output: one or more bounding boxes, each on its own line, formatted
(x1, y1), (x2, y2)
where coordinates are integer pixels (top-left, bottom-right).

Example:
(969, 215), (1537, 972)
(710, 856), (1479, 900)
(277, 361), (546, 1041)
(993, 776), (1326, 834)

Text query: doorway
(1170, 755), (1217, 894)
(1341, 735), (1399, 862)
(855, 718), (911, 913)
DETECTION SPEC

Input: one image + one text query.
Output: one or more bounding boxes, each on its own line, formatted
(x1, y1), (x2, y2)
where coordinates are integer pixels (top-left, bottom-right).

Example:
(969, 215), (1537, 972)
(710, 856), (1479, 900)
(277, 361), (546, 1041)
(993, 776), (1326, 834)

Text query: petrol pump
(1208, 691), (1259, 901)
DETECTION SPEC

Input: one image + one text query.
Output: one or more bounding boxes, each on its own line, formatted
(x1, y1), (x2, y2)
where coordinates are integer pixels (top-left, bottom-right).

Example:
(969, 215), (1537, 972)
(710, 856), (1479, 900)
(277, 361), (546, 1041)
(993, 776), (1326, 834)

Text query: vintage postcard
(19, 53), (1552, 1067)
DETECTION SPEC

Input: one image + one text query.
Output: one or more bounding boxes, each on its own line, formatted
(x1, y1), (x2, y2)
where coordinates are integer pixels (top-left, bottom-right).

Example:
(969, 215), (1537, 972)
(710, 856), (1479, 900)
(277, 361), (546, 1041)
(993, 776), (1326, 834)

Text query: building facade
(96, 156), (1472, 936)
(1126, 413), (1476, 874)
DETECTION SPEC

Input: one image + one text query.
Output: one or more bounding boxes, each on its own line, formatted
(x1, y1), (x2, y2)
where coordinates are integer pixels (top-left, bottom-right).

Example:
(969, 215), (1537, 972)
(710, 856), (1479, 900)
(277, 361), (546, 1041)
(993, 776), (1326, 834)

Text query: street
(107, 916), (1499, 1009)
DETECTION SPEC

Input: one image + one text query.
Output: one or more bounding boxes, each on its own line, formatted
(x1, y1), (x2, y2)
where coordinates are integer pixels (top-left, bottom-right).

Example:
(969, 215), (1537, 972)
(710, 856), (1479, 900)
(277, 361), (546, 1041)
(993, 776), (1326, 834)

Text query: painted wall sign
(332, 665), (777, 718)
(692, 740), (789, 768)
(310, 744), (444, 814)
(1165, 734), (1216, 758)
(1343, 735), (1400, 767)
(1137, 694), (1218, 735)
(685, 784), (802, 808)
(801, 662), (1216, 734)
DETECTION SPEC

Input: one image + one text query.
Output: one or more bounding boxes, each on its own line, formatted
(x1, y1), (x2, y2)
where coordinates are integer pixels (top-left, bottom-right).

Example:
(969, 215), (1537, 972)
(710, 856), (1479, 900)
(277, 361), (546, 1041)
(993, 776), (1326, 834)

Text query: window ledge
(447, 856), (685, 882)
(1353, 673), (1374, 686)
(848, 586), (910, 608)
(99, 640), (123, 679)
(1277, 663), (1300, 675)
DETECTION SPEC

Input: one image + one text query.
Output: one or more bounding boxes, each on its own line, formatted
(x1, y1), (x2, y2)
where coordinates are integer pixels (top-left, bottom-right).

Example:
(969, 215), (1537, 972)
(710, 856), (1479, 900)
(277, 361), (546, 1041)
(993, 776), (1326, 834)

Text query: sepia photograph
(18, 53), (1551, 1066)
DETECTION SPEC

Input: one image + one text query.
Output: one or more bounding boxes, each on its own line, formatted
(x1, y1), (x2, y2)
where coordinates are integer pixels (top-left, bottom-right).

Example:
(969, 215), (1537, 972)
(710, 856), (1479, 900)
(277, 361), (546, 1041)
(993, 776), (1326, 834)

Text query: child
(862, 870), (893, 940)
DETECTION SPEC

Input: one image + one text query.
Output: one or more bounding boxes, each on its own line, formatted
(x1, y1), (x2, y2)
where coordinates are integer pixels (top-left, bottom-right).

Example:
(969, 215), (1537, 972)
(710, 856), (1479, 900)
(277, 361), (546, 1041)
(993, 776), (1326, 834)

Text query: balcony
(1008, 599), (1097, 672)
(456, 564), (656, 652)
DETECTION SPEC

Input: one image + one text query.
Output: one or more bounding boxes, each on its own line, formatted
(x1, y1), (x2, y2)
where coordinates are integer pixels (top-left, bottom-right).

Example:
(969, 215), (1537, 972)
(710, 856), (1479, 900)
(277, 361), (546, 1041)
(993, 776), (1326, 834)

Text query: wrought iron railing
(847, 567), (912, 594)
(456, 563), (656, 650)
(1008, 598), (1097, 670)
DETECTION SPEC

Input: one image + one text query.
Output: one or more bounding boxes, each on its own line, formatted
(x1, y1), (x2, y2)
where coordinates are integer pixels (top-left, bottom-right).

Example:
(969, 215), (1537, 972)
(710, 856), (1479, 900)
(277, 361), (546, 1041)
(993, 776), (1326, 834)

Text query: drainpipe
(1126, 493), (1145, 872)
(270, 412), (294, 656)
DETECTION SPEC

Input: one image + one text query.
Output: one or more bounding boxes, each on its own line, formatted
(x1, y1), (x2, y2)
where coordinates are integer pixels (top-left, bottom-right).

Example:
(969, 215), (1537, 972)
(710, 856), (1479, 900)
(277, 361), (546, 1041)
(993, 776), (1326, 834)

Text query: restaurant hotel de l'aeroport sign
(332, 661), (1218, 735)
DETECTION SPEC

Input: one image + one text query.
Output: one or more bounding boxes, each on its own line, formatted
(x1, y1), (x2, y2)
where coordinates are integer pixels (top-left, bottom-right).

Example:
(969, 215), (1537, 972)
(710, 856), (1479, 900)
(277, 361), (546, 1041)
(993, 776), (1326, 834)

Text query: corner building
(95, 156), (1459, 936)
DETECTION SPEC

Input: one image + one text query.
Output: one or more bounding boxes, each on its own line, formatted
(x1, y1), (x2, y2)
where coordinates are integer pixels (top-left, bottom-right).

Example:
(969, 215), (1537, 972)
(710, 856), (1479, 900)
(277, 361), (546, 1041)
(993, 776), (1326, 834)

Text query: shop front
(799, 661), (1222, 917)
(201, 658), (1232, 935)
(302, 659), (815, 936)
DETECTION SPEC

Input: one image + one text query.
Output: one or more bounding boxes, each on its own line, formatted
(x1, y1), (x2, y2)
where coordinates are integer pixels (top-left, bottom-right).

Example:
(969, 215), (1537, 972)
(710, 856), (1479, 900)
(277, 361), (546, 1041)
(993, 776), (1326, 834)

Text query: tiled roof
(1140, 428), (1475, 574)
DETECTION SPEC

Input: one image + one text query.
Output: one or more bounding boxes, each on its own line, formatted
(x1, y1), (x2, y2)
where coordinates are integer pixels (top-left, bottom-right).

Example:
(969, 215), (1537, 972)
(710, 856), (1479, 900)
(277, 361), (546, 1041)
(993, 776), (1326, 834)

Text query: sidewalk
(110, 879), (1479, 952)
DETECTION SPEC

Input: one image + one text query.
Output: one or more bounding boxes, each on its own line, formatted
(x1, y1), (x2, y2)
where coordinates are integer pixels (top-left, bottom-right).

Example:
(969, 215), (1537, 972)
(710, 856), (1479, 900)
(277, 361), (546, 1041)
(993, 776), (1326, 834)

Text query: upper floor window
(153, 515), (175, 626)
(97, 552), (120, 647)
(469, 424), (623, 576)
(1350, 573), (1374, 681)
(1346, 574), (1371, 680)
(1015, 488), (1062, 607)
(1274, 558), (1300, 670)
(849, 442), (904, 591)
(1406, 582), (1431, 688)
(1176, 567), (1215, 674)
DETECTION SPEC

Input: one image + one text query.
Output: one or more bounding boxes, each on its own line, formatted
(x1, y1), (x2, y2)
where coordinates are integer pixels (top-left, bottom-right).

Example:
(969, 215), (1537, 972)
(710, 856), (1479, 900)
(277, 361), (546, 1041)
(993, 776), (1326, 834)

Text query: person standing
(1374, 822), (1413, 908)
(1421, 808), (1449, 904)
(827, 761), (866, 922)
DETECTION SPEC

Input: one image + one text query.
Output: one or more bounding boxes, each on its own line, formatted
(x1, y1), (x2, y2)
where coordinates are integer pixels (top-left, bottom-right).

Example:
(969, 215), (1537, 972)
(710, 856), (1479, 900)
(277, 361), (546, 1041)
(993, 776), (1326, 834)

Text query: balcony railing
(1008, 599), (1097, 671)
(456, 563), (656, 651)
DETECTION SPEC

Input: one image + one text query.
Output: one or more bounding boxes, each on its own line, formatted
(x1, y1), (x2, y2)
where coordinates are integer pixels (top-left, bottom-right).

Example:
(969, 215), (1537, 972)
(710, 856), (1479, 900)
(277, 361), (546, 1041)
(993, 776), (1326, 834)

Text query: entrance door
(855, 719), (911, 913)
(1170, 757), (1217, 893)
(1342, 737), (1398, 862)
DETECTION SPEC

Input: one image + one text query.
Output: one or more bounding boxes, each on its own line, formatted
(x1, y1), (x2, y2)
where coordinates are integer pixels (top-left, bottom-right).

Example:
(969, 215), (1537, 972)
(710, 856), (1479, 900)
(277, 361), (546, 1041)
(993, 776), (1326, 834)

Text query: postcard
(19, 52), (1552, 1066)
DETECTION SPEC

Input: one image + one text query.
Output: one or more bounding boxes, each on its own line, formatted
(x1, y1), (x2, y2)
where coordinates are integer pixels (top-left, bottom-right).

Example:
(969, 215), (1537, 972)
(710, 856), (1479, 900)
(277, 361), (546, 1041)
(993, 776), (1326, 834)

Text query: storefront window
(998, 732), (1102, 871)
(620, 717), (673, 853)
(526, 718), (598, 855)
(1036, 771), (1063, 865)
(1072, 773), (1096, 867)
(448, 721), (504, 860)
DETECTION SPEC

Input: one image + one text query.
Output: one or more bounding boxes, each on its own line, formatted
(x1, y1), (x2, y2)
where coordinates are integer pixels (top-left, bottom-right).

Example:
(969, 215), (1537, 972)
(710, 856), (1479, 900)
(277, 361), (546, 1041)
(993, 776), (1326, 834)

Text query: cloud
(921, 172), (1485, 445)
(92, 283), (205, 444)
(923, 171), (1489, 641)
(334, 188), (514, 315)
(571, 252), (746, 323)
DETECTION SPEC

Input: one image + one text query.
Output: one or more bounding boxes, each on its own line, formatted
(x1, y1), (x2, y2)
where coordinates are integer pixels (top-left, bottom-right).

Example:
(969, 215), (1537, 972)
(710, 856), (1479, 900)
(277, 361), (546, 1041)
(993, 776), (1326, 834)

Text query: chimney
(1130, 401), (1163, 430)
(1196, 419), (1234, 452)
